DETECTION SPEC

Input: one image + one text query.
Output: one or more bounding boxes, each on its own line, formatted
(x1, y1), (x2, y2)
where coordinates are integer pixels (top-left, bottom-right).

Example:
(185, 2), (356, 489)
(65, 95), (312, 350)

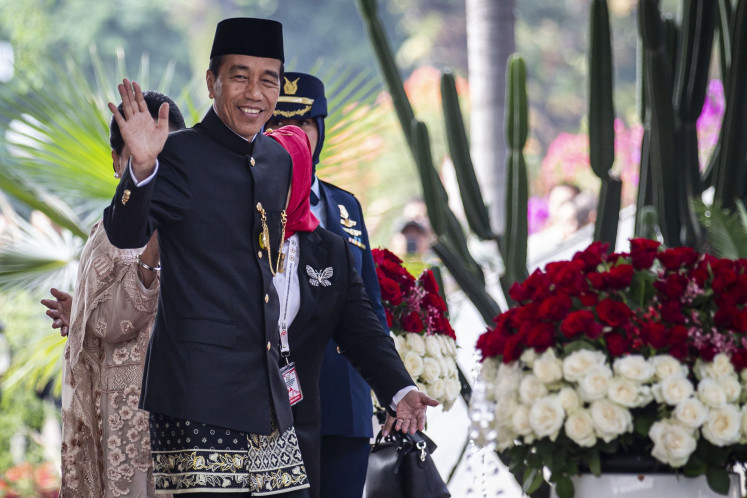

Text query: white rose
(696, 354), (735, 380)
(652, 355), (688, 380)
(403, 351), (424, 378)
(564, 409), (597, 447)
(406, 333), (426, 356)
(558, 387), (581, 414)
(740, 406), (747, 443)
(590, 399), (633, 443)
(511, 404), (532, 436)
(672, 398), (708, 429)
(608, 378), (651, 408)
(391, 333), (407, 358)
(494, 395), (519, 423)
(563, 350), (607, 382)
(438, 334), (453, 357)
(425, 335), (443, 358)
(697, 378), (728, 408)
(422, 357), (442, 383)
(653, 376), (694, 406)
(427, 379), (445, 400)
(529, 396), (565, 440)
(741, 368), (747, 384)
(519, 375), (548, 405)
(578, 365), (613, 402)
(445, 357), (458, 377)
(494, 362), (522, 401)
(649, 420), (697, 467)
(717, 376), (742, 403)
(702, 405), (741, 447)
(520, 348), (538, 368)
(613, 355), (655, 383)
(444, 378), (461, 403)
(416, 381), (427, 393)
(533, 349), (563, 384)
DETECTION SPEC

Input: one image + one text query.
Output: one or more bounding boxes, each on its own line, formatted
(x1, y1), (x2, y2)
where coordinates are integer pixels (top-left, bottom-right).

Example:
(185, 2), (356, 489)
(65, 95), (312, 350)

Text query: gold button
(250, 157), (256, 167)
(256, 202), (263, 212)
(266, 341), (271, 350)
(264, 294), (269, 303)
(258, 251), (263, 259)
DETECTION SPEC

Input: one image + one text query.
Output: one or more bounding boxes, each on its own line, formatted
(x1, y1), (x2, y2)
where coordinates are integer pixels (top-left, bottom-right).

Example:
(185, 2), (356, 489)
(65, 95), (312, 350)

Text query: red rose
(606, 264), (634, 290)
(629, 238), (661, 269)
(732, 348), (747, 371)
(422, 292), (447, 313)
(660, 300), (685, 324)
(653, 273), (688, 299)
(439, 315), (456, 340)
(526, 323), (555, 350)
(379, 276), (403, 305)
(385, 309), (393, 328)
(503, 333), (525, 363)
(641, 321), (667, 349)
(714, 305), (747, 332)
(667, 325), (688, 346)
(372, 248), (402, 266)
(606, 332), (630, 357)
(546, 260), (588, 296)
(419, 269), (440, 295)
(561, 310), (599, 339)
(476, 328), (504, 359)
(669, 342), (688, 360)
(596, 299), (632, 327)
(579, 293), (599, 307)
(538, 295), (572, 321)
(712, 260), (738, 293)
(658, 247), (699, 271)
(588, 272), (607, 290)
(573, 241), (609, 271)
(401, 312), (424, 333)
(510, 270), (552, 302)
(699, 344), (717, 362)
(514, 303), (540, 328)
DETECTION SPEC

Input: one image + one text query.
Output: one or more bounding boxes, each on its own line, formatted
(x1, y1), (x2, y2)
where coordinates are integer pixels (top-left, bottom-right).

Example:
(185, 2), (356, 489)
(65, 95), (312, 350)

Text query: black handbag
(366, 430), (451, 498)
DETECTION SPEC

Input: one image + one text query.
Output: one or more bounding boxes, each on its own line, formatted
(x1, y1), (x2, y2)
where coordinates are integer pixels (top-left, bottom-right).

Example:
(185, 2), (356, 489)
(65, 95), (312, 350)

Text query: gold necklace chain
(260, 207), (288, 276)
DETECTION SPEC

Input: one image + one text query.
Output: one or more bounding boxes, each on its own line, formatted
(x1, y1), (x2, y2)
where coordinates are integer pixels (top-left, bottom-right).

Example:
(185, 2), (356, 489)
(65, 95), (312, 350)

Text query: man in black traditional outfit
(103, 17), (433, 497)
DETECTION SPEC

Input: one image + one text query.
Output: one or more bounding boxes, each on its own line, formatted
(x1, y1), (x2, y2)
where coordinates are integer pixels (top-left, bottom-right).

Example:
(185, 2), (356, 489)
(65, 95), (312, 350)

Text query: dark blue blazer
(316, 180), (389, 438)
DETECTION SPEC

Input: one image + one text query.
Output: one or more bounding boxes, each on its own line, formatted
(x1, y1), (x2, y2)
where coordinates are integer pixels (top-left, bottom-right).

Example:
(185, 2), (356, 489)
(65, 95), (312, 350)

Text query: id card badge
(280, 362), (303, 406)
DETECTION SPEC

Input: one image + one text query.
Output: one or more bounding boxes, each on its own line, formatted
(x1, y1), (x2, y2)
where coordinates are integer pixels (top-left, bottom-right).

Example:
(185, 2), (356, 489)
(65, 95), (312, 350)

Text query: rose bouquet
(373, 248), (461, 410)
(475, 239), (747, 497)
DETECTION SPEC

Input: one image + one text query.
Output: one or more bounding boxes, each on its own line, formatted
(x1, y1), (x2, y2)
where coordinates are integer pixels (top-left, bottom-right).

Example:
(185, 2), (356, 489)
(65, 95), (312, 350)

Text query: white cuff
(129, 158), (160, 186)
(390, 385), (418, 411)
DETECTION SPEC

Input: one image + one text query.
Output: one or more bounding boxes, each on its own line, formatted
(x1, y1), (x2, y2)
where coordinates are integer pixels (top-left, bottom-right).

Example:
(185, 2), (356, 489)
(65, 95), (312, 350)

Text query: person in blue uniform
(266, 72), (388, 498)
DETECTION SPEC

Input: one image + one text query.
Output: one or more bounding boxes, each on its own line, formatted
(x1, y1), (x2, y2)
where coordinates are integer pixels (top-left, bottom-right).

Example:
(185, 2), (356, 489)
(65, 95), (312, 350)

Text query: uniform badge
(121, 189), (131, 205)
(338, 204), (358, 228)
(284, 77), (300, 95)
(306, 265), (333, 287)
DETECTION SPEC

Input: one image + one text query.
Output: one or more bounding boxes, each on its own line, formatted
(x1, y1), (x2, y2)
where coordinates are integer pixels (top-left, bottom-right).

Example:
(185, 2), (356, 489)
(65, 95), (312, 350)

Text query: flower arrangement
(0, 461), (59, 497)
(475, 239), (747, 497)
(373, 248), (461, 410)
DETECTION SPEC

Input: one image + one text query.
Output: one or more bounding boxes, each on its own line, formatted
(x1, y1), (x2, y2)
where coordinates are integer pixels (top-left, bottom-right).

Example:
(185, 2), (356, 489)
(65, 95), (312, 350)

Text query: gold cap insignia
(283, 77), (300, 95)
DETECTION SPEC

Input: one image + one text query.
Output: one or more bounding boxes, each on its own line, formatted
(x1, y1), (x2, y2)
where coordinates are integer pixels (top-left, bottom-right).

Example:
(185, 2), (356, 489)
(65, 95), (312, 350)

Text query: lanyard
(278, 237), (297, 364)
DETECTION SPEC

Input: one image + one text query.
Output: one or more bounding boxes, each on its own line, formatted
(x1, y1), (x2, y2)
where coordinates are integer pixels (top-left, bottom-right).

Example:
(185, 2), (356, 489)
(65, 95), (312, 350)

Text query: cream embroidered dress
(60, 220), (165, 497)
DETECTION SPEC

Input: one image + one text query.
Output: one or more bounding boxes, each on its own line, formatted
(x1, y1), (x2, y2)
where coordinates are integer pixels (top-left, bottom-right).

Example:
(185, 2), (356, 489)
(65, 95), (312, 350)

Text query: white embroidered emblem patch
(306, 265), (333, 287)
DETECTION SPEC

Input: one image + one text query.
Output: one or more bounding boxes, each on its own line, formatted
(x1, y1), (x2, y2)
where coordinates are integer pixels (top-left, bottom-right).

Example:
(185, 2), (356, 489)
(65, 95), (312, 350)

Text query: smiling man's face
(207, 54), (282, 140)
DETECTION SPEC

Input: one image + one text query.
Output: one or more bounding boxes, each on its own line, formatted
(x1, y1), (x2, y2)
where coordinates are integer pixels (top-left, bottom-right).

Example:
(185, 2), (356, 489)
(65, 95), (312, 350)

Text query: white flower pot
(550, 473), (741, 498)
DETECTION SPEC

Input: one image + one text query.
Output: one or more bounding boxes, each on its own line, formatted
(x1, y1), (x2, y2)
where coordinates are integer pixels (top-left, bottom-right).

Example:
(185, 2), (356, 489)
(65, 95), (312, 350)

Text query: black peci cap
(273, 72), (327, 119)
(210, 18), (284, 62)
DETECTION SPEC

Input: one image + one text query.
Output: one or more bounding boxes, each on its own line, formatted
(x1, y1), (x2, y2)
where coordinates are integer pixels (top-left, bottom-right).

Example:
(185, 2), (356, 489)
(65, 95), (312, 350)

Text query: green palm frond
(2, 332), (66, 396)
(694, 199), (747, 259)
(309, 63), (390, 175)
(0, 204), (81, 293)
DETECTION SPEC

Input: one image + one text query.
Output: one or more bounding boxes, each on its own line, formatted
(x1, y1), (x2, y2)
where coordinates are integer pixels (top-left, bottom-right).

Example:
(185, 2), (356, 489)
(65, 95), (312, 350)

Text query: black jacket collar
(194, 106), (255, 156)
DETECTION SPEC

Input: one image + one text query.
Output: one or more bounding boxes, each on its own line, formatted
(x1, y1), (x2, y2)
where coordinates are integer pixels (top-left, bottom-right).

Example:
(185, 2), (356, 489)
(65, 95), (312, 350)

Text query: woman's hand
(41, 288), (73, 336)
